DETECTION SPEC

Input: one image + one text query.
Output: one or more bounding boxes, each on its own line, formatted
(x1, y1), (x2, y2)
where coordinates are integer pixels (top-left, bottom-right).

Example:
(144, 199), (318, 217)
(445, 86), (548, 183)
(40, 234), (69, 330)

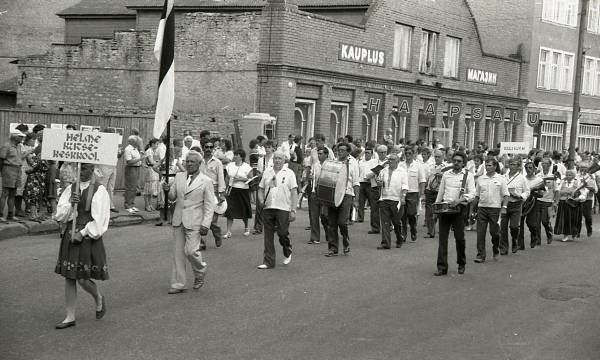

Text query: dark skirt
(225, 187), (252, 219)
(55, 230), (109, 280)
(554, 200), (580, 236)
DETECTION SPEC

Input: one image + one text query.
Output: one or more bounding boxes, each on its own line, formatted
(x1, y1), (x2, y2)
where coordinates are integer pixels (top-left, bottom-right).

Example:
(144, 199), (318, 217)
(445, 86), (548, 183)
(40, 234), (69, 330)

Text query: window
(542, 0), (578, 26)
(596, 59), (600, 95)
(589, 0), (600, 33)
(540, 121), (565, 151)
(583, 57), (595, 95)
(330, 103), (349, 143)
(419, 30), (437, 74)
(578, 124), (600, 152)
(443, 36), (460, 78)
(537, 47), (574, 92)
(294, 99), (315, 141)
(392, 24), (412, 70)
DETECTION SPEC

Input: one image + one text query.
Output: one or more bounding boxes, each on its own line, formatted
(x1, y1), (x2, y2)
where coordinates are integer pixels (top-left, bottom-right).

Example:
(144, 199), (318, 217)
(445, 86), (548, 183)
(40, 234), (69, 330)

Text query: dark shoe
(96, 295), (106, 319)
(110, 208), (119, 213)
(252, 229), (263, 235)
(55, 321), (76, 329)
(474, 257), (485, 263)
(343, 247), (350, 255)
(155, 222), (163, 226)
(324, 251), (338, 257)
(500, 251), (508, 255)
(215, 240), (222, 248)
(193, 273), (205, 290)
(433, 270), (447, 276)
(411, 236), (417, 242)
(547, 237), (553, 244)
(395, 243), (402, 248)
(377, 246), (390, 250)
(168, 288), (185, 294)
(199, 244), (207, 251)
(493, 253), (498, 261)
(512, 247), (518, 254)
(530, 243), (536, 249)
(519, 246), (525, 250)
(425, 234), (435, 238)
(458, 266), (465, 274)
(368, 230), (380, 234)
(304, 226), (311, 230)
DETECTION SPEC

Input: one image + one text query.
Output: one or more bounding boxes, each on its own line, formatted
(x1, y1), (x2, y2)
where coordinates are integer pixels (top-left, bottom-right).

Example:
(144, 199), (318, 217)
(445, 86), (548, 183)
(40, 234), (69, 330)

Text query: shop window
(443, 36), (460, 78)
(578, 124), (600, 153)
(504, 121), (513, 142)
(392, 24), (413, 70)
(464, 116), (475, 149)
(419, 30), (437, 75)
(540, 121), (565, 151)
(542, 0), (577, 27)
(330, 102), (349, 143)
(294, 99), (315, 142)
(537, 47), (574, 92)
(485, 118), (496, 149)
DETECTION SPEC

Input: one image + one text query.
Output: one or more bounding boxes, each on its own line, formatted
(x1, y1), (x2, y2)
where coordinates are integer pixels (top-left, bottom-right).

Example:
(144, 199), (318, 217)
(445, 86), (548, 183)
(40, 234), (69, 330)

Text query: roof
(126, 0), (371, 10)
(57, 0), (136, 17)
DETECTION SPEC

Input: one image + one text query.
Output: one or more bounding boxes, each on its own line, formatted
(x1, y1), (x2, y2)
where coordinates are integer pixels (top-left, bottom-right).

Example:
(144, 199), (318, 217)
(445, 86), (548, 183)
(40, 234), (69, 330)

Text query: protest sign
(499, 142), (530, 155)
(41, 129), (120, 166)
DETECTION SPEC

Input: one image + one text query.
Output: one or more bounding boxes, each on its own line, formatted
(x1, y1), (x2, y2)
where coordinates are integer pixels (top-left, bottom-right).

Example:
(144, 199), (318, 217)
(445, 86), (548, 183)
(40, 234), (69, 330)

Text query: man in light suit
(163, 151), (216, 294)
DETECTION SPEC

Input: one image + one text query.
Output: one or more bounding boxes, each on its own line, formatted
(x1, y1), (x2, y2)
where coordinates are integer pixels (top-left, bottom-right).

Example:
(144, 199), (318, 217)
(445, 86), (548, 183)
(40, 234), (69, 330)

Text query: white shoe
(126, 208), (136, 214)
(257, 264), (269, 269)
(283, 254), (292, 265)
(243, 230), (250, 236)
(131, 207), (140, 212)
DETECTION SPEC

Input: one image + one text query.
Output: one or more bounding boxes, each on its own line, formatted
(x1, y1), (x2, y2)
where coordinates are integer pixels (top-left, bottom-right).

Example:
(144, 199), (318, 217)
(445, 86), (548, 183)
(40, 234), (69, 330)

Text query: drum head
(334, 161), (348, 207)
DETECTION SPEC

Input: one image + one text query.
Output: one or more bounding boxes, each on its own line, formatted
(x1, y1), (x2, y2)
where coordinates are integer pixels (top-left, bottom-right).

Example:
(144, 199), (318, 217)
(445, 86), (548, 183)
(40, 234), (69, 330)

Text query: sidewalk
(0, 192), (161, 241)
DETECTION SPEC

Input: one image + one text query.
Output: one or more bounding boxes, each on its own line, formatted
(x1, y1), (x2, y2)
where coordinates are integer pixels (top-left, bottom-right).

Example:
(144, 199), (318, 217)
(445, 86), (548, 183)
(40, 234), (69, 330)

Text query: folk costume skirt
(554, 200), (580, 237)
(55, 230), (109, 281)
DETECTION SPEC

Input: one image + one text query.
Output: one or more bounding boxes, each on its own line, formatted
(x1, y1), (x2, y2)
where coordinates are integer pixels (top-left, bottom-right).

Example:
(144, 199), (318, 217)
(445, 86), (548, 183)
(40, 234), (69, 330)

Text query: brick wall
(64, 18), (136, 44)
(17, 12), (264, 138)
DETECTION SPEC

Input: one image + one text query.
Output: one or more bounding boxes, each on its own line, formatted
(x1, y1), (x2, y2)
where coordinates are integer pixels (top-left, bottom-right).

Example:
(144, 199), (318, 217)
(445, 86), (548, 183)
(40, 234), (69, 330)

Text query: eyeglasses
(204, 145), (214, 149)
(452, 159), (463, 163)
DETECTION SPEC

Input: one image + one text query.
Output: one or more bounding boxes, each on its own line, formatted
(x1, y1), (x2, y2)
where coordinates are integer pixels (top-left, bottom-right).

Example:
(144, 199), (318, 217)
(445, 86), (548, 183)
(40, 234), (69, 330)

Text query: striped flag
(153, 0), (175, 139)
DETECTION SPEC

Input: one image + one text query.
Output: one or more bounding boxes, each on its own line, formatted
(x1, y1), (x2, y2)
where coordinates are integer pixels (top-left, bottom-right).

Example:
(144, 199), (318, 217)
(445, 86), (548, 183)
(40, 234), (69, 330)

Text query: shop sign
(466, 68), (497, 86)
(527, 112), (540, 127)
(41, 128), (120, 166)
(448, 102), (462, 121)
(509, 109), (523, 124)
(365, 92), (384, 115)
(500, 142), (530, 155)
(397, 96), (412, 116)
(490, 106), (504, 123)
(422, 99), (437, 119)
(470, 104), (484, 122)
(339, 43), (386, 67)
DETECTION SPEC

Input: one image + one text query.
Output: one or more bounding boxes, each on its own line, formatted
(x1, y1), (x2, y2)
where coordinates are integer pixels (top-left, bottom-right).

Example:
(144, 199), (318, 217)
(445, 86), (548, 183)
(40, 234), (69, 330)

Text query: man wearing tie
(164, 151), (216, 294)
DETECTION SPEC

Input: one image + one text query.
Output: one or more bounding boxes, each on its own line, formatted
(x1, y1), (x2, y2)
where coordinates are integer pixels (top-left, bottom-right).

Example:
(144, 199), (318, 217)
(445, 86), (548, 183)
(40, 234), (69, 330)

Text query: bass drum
(316, 160), (348, 207)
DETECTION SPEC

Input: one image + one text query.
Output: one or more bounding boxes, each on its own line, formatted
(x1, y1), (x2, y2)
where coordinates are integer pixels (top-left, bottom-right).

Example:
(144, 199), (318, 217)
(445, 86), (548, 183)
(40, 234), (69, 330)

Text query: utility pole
(569, 0), (589, 160)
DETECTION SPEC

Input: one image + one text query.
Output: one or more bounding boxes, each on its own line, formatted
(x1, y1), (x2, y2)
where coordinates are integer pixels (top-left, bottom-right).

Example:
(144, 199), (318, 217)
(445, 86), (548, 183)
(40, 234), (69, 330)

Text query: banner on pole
(41, 129), (120, 166)
(499, 142), (530, 155)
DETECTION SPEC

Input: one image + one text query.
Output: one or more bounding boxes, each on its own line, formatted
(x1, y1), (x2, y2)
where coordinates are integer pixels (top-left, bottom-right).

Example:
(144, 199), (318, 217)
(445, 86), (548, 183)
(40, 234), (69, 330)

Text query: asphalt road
(2, 209), (600, 360)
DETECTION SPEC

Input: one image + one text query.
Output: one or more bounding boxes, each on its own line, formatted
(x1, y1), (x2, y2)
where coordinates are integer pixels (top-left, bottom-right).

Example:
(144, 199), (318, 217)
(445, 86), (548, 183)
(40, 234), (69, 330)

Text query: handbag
(433, 170), (469, 215)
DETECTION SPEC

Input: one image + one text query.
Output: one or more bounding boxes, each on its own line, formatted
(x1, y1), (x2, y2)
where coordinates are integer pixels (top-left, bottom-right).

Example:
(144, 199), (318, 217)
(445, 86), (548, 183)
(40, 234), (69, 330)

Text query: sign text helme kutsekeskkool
(41, 129), (120, 166)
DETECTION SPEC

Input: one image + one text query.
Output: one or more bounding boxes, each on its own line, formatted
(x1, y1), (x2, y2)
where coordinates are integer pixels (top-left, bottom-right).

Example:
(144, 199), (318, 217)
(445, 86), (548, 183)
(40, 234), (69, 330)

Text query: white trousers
(171, 226), (207, 289)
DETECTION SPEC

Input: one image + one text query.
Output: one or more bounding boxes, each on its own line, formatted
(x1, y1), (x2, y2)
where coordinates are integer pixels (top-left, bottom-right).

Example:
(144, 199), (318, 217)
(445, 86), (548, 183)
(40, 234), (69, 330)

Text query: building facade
(16, 0), (531, 148)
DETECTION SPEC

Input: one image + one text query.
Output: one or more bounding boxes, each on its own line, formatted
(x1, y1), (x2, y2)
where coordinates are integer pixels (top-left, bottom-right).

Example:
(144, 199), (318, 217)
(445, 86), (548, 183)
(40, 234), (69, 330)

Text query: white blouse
(54, 181), (111, 239)
(226, 162), (253, 189)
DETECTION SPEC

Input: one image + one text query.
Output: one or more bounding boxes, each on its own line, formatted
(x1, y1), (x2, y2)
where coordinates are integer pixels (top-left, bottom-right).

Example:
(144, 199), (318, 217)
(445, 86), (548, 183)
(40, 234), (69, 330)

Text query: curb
(0, 212), (162, 241)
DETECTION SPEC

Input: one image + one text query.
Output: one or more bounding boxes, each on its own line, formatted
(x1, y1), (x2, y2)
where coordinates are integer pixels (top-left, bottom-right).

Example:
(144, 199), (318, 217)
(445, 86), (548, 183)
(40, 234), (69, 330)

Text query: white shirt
(378, 166), (408, 202)
(260, 167), (297, 211)
(504, 171), (530, 202)
(156, 143), (166, 161)
(359, 158), (379, 182)
(226, 162), (253, 189)
(124, 144), (141, 166)
(476, 172), (509, 208)
(311, 161), (323, 193)
(400, 160), (426, 193)
(341, 156), (360, 196)
(435, 169), (476, 203)
(279, 141), (292, 161)
(53, 182), (110, 239)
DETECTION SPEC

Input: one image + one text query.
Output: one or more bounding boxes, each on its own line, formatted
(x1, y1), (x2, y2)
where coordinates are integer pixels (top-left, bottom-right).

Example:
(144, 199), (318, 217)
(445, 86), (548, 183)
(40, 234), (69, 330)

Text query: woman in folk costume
(554, 169), (587, 242)
(53, 163), (110, 329)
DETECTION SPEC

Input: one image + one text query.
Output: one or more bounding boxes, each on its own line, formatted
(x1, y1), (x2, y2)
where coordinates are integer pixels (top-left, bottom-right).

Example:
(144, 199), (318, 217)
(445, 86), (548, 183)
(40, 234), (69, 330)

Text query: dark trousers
(379, 200), (403, 248)
(253, 191), (263, 232)
(424, 190), (438, 236)
(327, 195), (353, 253)
(476, 207), (501, 260)
(358, 183), (381, 232)
(538, 201), (554, 242)
(308, 192), (329, 243)
(262, 208), (291, 267)
(518, 201), (541, 248)
(202, 212), (223, 247)
(578, 199), (593, 237)
(437, 210), (466, 272)
(500, 200), (522, 252)
(401, 192), (419, 241)
(124, 166), (140, 209)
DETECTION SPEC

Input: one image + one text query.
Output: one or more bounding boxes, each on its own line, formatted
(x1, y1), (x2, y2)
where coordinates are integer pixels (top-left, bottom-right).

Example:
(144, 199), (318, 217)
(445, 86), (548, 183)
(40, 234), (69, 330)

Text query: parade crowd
(2, 124), (599, 329)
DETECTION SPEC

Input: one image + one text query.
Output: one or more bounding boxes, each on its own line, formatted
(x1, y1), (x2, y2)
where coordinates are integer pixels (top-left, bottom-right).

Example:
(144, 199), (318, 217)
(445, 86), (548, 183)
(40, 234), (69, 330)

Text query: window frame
(392, 23), (413, 71)
(536, 47), (575, 93)
(443, 36), (461, 79)
(542, 0), (578, 27)
(419, 30), (438, 75)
